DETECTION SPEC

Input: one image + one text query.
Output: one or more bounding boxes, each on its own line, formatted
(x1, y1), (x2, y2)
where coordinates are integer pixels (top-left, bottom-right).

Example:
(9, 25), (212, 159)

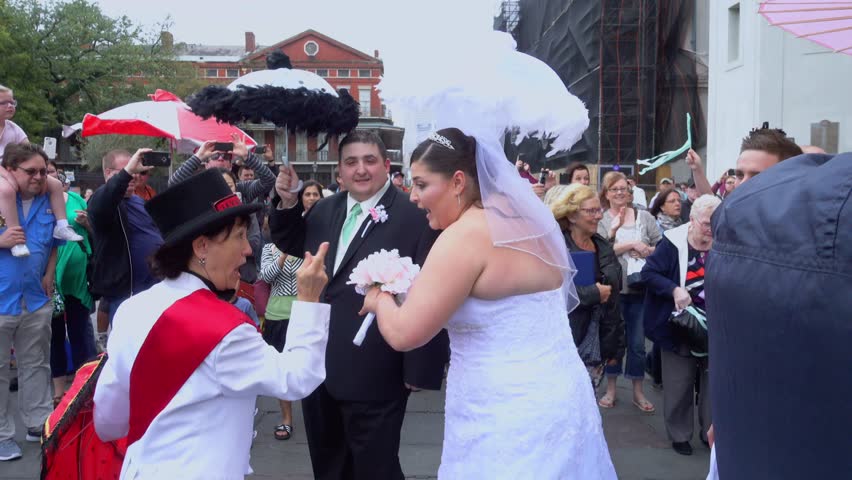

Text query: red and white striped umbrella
(74, 90), (257, 153)
(759, 1), (852, 55)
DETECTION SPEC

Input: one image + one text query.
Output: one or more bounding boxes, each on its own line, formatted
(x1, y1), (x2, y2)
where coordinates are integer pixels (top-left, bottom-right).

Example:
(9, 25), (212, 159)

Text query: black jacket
(564, 232), (625, 361)
(270, 185), (449, 401)
(87, 170), (136, 299)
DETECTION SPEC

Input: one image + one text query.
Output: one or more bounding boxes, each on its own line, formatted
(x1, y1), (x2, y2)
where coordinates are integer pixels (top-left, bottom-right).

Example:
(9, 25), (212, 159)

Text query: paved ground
(0, 375), (709, 479)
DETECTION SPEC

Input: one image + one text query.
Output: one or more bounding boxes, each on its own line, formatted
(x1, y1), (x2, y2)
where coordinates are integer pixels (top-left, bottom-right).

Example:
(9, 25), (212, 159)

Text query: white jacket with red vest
(93, 272), (329, 479)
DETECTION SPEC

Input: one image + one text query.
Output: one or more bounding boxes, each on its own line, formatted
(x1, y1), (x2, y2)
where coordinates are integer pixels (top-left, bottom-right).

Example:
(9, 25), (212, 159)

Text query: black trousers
(303, 383), (410, 480)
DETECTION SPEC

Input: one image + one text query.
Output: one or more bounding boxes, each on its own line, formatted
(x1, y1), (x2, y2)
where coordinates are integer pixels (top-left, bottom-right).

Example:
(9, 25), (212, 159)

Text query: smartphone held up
(142, 151), (171, 168)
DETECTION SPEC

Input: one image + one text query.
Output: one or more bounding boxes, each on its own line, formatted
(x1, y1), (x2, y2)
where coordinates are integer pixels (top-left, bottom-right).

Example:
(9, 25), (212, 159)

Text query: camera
(142, 151), (171, 167)
(213, 142), (234, 152)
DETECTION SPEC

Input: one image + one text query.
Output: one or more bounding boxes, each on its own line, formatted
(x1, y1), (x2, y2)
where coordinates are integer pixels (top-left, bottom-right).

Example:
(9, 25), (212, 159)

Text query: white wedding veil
(379, 30), (589, 312)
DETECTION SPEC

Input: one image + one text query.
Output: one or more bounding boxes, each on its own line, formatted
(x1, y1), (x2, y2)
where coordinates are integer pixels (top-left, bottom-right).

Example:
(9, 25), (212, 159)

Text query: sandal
(274, 424), (292, 441)
(632, 398), (656, 413)
(597, 394), (616, 409)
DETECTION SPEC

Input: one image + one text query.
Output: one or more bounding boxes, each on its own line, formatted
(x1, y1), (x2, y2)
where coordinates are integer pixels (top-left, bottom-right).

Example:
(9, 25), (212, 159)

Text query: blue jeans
(104, 295), (129, 327)
(50, 296), (98, 377)
(605, 293), (647, 380)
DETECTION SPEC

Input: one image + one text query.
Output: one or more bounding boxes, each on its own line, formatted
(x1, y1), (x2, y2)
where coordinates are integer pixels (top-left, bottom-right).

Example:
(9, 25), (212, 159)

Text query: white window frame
(304, 40), (320, 57)
(296, 131), (308, 162)
(358, 86), (372, 117)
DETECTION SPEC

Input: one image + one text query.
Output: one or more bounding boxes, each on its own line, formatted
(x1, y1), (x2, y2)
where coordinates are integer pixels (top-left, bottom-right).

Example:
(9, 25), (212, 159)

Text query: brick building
(175, 29), (403, 185)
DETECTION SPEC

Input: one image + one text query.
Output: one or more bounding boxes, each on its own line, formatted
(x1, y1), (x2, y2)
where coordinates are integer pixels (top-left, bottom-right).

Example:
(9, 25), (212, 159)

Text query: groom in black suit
(270, 131), (448, 479)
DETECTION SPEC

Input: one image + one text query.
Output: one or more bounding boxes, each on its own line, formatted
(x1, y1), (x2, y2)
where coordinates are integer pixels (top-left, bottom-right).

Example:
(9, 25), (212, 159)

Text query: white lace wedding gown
(439, 288), (617, 479)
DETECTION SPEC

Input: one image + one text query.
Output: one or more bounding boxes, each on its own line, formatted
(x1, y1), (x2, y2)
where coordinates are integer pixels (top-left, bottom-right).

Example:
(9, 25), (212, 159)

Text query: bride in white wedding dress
(360, 128), (617, 479)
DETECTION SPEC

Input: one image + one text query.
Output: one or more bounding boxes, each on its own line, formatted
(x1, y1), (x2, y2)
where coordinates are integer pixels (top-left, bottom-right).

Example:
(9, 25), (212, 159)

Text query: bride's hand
(358, 287), (383, 316)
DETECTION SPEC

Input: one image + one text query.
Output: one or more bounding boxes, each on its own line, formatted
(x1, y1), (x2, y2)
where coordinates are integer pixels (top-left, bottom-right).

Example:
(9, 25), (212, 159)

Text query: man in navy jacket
(704, 152), (852, 479)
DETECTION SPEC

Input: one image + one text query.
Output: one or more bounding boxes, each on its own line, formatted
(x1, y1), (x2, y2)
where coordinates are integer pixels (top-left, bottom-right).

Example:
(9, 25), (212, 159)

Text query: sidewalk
(1, 377), (709, 479)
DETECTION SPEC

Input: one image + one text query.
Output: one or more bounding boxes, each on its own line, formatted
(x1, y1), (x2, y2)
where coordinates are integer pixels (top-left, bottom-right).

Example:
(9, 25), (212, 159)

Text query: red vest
(128, 289), (255, 444)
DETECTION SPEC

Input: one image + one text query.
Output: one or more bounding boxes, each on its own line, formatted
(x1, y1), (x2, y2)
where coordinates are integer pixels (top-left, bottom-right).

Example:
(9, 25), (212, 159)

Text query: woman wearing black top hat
(93, 168), (331, 478)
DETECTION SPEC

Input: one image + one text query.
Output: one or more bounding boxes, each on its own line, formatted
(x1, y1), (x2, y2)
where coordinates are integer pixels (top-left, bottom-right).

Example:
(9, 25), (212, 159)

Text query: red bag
(42, 355), (127, 480)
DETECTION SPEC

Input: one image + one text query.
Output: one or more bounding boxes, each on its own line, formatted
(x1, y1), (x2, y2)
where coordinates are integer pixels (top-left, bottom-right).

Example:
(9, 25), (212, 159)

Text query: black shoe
(8, 377), (17, 392)
(700, 437), (710, 448)
(672, 441), (693, 456)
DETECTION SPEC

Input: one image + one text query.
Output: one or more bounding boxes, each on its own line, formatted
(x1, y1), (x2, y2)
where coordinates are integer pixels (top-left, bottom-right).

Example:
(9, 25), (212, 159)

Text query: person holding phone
(88, 148), (163, 325)
(168, 134), (276, 207)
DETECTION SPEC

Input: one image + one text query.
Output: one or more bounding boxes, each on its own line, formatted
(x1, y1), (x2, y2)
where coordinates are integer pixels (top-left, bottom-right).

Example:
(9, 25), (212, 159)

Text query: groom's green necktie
(340, 203), (363, 246)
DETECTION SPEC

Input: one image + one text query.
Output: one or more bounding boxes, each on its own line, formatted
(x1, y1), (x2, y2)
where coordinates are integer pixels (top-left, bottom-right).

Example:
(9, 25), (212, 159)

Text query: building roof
(173, 29), (380, 65)
(247, 29), (380, 64)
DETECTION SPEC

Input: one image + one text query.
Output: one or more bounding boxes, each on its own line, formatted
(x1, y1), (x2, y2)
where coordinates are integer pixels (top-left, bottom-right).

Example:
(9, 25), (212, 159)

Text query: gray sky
(92, 0), (502, 56)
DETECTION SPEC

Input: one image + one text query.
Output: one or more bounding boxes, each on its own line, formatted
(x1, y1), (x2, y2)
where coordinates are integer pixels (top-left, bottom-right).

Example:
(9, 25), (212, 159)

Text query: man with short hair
(735, 127), (803, 184)
(88, 149), (163, 325)
(390, 171), (407, 192)
(238, 166), (255, 182)
(649, 177), (673, 207)
(270, 130), (448, 480)
(688, 126), (804, 195)
(680, 181), (700, 223)
(0, 143), (63, 461)
(133, 168), (157, 201)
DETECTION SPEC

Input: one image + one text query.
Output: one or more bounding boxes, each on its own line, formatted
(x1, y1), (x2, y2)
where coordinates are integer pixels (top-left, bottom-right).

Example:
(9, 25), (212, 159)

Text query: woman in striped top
(259, 180), (324, 440)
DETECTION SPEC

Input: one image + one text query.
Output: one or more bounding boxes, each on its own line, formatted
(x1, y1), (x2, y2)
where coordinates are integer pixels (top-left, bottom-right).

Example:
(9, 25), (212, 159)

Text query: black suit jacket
(270, 185), (449, 401)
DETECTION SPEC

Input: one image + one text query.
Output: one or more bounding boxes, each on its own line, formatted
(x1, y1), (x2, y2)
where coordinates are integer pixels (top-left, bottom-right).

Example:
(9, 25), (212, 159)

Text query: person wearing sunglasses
(0, 143), (68, 461)
(0, 85), (82, 258)
(133, 168), (157, 201)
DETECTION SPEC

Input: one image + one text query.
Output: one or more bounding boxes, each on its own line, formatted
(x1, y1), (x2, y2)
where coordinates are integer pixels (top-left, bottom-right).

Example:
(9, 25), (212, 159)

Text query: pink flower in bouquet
(348, 248), (420, 346)
(347, 249), (420, 295)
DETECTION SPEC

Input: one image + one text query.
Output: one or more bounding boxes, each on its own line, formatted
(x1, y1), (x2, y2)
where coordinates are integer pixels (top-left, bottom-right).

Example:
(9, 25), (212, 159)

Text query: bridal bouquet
(347, 249), (420, 346)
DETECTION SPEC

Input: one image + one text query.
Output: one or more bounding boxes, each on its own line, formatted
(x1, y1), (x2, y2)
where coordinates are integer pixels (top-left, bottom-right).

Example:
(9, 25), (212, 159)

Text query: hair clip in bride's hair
(428, 132), (455, 150)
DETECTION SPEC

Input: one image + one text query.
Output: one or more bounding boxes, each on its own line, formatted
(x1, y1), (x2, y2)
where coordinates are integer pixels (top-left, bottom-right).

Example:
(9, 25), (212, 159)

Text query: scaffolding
(494, 1), (521, 39)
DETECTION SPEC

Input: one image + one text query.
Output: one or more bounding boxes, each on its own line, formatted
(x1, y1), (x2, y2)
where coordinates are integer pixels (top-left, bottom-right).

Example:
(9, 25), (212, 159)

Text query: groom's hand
(296, 242), (329, 302)
(405, 383), (422, 392)
(275, 165), (301, 209)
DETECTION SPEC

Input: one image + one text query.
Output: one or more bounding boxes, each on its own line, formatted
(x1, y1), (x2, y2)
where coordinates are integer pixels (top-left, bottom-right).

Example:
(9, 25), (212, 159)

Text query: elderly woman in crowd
(550, 184), (624, 387)
(596, 171), (661, 413)
(94, 169), (330, 478)
(641, 194), (721, 456)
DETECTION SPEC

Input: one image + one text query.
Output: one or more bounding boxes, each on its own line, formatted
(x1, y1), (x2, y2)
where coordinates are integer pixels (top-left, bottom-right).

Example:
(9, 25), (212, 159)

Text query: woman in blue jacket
(641, 194), (720, 456)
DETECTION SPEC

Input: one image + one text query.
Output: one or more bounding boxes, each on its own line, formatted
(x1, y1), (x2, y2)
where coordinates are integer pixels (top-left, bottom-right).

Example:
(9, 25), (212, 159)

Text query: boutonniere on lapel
(361, 205), (388, 238)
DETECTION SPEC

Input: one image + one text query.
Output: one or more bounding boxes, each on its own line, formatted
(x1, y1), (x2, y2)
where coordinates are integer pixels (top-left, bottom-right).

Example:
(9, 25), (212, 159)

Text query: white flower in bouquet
(347, 249), (421, 346)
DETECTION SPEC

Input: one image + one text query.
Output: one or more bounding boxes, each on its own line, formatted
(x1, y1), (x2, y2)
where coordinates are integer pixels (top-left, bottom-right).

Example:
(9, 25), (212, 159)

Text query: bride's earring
(198, 257), (206, 266)
(457, 194), (461, 207)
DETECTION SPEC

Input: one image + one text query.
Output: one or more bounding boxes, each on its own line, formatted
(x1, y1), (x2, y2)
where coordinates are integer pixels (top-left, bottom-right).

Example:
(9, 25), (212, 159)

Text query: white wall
(707, 0), (852, 178)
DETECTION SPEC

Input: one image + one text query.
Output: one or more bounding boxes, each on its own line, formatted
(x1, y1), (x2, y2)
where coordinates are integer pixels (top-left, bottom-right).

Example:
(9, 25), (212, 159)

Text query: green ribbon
(636, 113), (693, 175)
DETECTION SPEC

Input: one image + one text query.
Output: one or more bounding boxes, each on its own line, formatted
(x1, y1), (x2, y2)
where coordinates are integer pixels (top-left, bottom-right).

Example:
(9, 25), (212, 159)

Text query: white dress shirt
(333, 177), (391, 274)
(93, 273), (330, 480)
